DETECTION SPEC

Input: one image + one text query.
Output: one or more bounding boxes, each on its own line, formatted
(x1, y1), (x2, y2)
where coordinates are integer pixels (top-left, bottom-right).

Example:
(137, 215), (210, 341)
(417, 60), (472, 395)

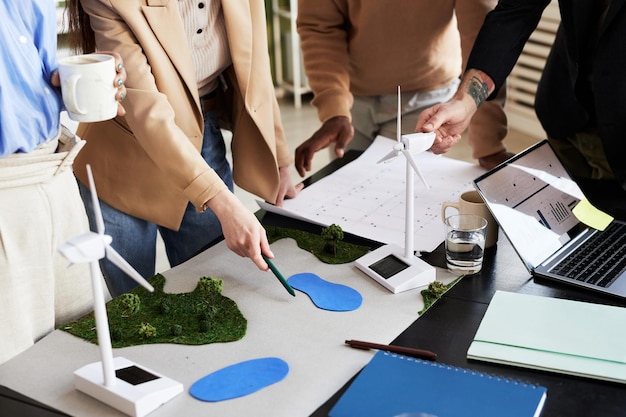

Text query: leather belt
(201, 90), (218, 112)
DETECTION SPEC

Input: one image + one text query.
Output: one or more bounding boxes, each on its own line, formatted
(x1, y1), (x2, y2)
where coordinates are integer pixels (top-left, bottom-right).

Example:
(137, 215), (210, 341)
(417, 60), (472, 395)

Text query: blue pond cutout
(287, 272), (362, 311)
(190, 357), (289, 402)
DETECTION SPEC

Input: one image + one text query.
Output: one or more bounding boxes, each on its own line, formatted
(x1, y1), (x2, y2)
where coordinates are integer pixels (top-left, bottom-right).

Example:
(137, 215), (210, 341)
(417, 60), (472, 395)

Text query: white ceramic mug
(441, 190), (498, 248)
(58, 54), (117, 122)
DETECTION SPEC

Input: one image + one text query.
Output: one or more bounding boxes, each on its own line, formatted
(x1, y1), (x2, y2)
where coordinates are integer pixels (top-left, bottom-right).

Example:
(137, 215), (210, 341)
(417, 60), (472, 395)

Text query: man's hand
(295, 116), (354, 177)
(415, 69), (495, 154)
(415, 99), (471, 154)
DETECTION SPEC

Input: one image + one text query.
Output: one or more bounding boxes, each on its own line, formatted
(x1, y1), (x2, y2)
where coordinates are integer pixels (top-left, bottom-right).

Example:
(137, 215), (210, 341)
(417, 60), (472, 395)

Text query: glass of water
(444, 214), (487, 275)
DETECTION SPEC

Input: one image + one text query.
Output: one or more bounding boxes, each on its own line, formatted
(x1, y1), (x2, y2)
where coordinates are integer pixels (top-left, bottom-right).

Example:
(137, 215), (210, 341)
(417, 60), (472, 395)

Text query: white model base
(355, 244), (436, 293)
(74, 357), (183, 417)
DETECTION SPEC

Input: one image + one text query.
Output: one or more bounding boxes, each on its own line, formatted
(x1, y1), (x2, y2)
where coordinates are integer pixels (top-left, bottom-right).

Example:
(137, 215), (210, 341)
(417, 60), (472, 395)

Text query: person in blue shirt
(0, 0), (126, 365)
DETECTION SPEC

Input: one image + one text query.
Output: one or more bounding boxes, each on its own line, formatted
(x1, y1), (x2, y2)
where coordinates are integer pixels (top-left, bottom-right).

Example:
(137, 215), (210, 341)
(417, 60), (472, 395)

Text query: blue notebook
(329, 351), (547, 417)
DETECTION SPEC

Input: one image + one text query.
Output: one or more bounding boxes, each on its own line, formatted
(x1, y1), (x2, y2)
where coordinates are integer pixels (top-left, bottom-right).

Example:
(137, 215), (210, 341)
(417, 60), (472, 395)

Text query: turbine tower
(355, 86), (436, 293)
(58, 165), (182, 417)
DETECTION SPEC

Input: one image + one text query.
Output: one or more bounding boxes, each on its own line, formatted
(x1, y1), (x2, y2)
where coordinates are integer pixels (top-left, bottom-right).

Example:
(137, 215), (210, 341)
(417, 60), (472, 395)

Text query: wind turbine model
(355, 86), (436, 293)
(58, 165), (183, 417)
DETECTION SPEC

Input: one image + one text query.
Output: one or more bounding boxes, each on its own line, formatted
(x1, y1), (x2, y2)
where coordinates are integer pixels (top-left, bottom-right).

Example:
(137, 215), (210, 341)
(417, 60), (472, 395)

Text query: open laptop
(473, 139), (626, 299)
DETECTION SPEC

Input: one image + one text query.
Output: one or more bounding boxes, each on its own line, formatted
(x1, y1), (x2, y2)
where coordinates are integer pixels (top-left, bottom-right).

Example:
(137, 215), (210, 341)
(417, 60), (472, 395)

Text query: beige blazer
(73, 0), (291, 230)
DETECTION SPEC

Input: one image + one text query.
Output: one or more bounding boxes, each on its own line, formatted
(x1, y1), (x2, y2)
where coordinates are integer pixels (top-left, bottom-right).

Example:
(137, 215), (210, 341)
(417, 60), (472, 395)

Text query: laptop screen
(473, 140), (586, 271)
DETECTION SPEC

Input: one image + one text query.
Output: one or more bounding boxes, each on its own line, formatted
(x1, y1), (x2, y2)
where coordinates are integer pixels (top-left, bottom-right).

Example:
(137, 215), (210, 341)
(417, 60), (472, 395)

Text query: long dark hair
(66, 0), (97, 54)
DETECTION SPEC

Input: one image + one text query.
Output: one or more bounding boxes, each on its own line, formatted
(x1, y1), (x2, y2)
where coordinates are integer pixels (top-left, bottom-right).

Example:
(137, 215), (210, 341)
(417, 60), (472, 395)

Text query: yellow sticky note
(572, 198), (613, 231)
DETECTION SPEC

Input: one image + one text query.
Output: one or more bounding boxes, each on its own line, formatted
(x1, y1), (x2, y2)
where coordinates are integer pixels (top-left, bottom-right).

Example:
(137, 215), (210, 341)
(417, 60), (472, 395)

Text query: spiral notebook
(329, 350), (547, 417)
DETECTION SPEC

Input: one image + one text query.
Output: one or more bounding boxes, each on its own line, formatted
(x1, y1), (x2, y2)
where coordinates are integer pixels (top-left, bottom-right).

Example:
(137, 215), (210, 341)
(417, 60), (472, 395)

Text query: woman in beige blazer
(67, 0), (302, 297)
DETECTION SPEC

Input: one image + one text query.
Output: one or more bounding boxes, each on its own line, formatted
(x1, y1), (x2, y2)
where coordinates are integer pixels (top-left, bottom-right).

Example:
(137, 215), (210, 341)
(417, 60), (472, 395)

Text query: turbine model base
(74, 357), (183, 417)
(355, 244), (436, 293)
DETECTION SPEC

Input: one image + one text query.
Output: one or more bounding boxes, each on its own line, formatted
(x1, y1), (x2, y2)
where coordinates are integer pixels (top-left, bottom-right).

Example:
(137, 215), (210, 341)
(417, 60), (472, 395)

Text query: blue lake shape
(288, 272), (362, 311)
(190, 357), (289, 402)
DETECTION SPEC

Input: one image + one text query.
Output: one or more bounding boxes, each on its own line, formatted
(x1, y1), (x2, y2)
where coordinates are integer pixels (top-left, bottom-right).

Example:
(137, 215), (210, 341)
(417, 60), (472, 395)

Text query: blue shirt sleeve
(0, 0), (63, 157)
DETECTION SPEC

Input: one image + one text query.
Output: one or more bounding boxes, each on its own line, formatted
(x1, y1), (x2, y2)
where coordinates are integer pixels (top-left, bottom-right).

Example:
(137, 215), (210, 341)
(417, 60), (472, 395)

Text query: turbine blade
(105, 246), (154, 292)
(377, 149), (399, 164)
(402, 149), (430, 189)
(86, 164), (105, 236)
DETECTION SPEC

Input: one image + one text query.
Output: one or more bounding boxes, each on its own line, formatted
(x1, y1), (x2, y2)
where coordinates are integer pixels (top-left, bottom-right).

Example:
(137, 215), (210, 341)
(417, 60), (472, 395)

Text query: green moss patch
(418, 277), (462, 315)
(265, 225), (369, 264)
(61, 274), (246, 348)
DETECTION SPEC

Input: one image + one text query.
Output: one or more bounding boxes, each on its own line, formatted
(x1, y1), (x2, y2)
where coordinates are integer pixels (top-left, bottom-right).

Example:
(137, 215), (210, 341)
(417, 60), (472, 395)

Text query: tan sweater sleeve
(297, 0), (353, 123)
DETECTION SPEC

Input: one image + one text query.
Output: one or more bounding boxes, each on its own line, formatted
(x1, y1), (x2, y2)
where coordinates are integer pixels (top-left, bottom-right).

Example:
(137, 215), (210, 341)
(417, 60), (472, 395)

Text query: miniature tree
(199, 319), (211, 333)
(111, 328), (123, 342)
(321, 224), (344, 256)
(159, 299), (171, 315)
(120, 293), (141, 316)
(171, 324), (183, 337)
(198, 276), (223, 294)
(138, 322), (157, 338)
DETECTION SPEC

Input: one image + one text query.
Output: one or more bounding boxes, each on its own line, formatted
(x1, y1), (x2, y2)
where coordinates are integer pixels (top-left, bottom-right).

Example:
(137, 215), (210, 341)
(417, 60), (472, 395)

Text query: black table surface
(309, 237), (626, 417)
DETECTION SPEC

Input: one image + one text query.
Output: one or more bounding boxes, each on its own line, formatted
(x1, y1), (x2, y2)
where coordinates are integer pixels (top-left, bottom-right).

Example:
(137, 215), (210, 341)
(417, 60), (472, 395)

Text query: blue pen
(262, 254), (296, 297)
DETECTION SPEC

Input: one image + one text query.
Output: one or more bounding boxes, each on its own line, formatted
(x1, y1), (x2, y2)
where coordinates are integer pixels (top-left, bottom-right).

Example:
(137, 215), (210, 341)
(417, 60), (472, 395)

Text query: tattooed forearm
(460, 70), (494, 109)
(466, 75), (490, 108)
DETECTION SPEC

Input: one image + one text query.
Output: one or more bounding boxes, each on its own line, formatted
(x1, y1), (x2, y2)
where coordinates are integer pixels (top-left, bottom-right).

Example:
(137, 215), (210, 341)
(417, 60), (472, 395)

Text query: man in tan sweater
(295, 0), (510, 175)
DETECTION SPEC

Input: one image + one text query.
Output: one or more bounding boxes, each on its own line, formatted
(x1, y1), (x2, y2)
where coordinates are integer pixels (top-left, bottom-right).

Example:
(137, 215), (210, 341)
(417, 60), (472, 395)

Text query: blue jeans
(79, 109), (233, 297)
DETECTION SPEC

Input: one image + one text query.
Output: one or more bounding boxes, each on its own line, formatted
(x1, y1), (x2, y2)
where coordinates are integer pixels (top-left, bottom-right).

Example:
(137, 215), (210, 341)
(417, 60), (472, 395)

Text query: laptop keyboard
(551, 222), (626, 287)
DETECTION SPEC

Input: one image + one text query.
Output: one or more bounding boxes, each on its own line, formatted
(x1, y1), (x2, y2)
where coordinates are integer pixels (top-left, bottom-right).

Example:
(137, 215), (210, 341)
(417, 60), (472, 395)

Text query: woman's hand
(51, 51), (127, 116)
(274, 166), (304, 207)
(97, 51), (127, 116)
(206, 190), (272, 271)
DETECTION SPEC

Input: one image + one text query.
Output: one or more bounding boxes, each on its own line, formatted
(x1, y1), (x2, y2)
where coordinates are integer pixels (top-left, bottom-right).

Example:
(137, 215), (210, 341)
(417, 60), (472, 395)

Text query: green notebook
(468, 291), (626, 384)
